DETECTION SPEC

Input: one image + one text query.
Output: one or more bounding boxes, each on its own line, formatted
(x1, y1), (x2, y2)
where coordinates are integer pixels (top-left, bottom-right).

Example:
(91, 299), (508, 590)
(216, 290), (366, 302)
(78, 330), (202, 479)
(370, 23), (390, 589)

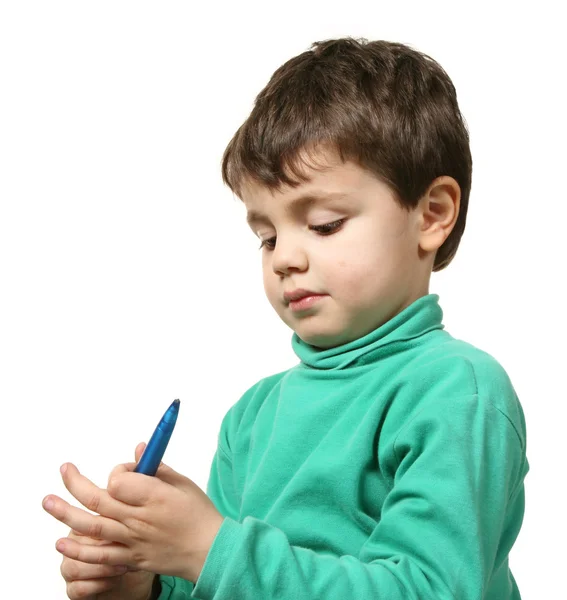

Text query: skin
(242, 144), (461, 349)
(43, 143), (460, 596)
(42, 446), (224, 590)
(54, 444), (161, 599)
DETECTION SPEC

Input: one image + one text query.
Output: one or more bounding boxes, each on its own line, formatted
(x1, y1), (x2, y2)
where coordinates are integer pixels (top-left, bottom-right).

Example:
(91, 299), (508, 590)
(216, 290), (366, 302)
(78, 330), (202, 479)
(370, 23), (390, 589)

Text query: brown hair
(221, 37), (472, 271)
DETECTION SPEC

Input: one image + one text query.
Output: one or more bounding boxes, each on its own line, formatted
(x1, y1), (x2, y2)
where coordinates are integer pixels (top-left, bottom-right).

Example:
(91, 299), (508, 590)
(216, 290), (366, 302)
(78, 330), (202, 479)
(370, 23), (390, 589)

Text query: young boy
(49, 37), (529, 599)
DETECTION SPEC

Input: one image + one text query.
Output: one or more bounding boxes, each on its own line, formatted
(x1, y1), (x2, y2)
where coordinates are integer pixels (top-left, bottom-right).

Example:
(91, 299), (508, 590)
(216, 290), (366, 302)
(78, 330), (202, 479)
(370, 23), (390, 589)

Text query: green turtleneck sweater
(156, 294), (528, 599)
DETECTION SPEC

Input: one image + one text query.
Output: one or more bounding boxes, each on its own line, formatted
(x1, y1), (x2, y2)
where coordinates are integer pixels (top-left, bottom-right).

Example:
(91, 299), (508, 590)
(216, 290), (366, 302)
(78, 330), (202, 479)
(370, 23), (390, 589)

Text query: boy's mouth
(287, 294), (327, 312)
(283, 288), (321, 304)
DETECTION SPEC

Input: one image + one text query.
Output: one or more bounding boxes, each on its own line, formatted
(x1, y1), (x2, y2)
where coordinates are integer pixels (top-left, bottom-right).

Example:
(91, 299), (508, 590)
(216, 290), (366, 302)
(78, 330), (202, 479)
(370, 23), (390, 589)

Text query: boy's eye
(258, 219), (345, 251)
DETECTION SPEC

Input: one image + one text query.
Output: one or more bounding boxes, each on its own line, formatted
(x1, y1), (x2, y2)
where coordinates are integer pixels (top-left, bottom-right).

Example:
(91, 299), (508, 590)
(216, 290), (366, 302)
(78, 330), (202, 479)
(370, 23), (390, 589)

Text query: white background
(1, 1), (565, 597)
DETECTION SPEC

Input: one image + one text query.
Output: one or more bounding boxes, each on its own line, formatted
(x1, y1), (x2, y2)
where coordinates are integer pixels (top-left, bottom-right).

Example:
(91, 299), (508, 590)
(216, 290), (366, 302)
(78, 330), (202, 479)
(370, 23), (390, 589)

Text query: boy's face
(241, 146), (435, 349)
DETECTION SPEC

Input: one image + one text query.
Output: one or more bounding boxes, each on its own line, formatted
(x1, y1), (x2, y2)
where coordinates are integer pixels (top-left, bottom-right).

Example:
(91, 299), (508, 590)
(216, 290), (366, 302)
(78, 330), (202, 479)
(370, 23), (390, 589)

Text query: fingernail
(43, 497), (54, 511)
(60, 464), (68, 475)
(56, 541), (66, 552)
(115, 565), (128, 573)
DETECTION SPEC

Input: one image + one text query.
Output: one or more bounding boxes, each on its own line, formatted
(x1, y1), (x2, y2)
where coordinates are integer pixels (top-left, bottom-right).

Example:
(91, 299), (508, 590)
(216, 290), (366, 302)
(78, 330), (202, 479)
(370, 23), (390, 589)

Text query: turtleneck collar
(291, 293), (445, 370)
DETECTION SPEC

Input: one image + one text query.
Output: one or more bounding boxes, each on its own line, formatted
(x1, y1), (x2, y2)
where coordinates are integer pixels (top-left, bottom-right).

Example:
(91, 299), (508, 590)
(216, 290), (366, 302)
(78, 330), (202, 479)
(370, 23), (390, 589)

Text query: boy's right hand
(59, 442), (158, 600)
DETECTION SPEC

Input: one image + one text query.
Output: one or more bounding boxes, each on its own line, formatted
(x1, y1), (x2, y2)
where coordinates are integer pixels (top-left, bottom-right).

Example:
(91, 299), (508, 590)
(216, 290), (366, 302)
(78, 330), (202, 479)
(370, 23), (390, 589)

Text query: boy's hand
(43, 442), (224, 584)
(60, 529), (155, 599)
(57, 443), (156, 600)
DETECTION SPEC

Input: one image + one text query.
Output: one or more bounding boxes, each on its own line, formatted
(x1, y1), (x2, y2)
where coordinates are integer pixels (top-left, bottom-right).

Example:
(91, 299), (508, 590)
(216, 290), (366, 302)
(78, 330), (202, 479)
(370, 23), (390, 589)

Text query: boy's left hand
(42, 457), (225, 583)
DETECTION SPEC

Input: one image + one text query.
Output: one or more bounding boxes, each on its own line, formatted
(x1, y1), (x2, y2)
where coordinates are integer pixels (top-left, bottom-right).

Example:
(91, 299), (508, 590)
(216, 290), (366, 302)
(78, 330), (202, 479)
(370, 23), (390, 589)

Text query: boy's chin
(294, 324), (354, 350)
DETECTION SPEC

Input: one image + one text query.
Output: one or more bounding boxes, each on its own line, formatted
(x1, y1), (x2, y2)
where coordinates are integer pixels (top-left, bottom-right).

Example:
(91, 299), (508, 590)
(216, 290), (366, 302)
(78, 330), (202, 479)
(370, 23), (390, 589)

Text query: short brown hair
(221, 37), (472, 271)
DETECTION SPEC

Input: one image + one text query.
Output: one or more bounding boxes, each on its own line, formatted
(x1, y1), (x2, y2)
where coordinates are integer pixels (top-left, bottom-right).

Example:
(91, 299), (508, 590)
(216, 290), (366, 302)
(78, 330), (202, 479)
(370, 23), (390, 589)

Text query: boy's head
(221, 38), (472, 349)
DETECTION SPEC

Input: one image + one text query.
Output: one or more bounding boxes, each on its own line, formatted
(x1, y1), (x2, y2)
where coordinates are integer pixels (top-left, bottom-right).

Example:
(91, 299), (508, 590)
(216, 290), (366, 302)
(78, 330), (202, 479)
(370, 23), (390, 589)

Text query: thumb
(106, 442), (148, 487)
(107, 443), (186, 488)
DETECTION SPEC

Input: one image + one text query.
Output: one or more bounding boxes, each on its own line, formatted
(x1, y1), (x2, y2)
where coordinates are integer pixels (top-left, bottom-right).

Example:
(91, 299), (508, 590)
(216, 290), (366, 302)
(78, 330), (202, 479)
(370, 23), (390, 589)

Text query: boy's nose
(271, 238), (309, 275)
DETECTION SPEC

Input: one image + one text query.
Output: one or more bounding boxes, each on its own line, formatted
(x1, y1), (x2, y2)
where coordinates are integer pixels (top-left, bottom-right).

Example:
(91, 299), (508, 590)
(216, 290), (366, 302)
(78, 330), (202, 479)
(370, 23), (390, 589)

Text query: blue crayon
(134, 399), (180, 476)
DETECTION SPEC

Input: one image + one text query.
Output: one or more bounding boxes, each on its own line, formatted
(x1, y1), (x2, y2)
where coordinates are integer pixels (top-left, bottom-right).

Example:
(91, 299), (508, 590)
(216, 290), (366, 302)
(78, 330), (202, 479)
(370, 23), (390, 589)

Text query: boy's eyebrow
(245, 191), (349, 227)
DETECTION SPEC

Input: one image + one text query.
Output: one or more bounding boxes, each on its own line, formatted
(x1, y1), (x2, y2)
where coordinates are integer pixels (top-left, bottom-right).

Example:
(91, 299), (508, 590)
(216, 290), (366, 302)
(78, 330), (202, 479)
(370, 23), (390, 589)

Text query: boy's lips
(283, 289), (325, 304)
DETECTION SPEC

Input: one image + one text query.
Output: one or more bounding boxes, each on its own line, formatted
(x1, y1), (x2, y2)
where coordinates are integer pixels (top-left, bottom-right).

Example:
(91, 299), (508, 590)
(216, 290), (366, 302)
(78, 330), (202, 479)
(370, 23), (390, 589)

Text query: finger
(135, 441), (146, 462)
(43, 495), (129, 545)
(108, 463), (191, 505)
(107, 470), (166, 506)
(106, 463), (169, 506)
(106, 459), (186, 504)
(104, 441), (148, 486)
(67, 576), (117, 599)
(55, 536), (132, 568)
(59, 463), (127, 521)
(68, 528), (116, 543)
(61, 558), (128, 582)
(108, 461), (138, 488)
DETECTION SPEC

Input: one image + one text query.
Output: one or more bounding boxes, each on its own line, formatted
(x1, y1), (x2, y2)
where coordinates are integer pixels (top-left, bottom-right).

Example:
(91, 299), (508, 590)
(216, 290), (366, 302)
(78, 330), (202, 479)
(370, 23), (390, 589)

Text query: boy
(45, 37), (528, 599)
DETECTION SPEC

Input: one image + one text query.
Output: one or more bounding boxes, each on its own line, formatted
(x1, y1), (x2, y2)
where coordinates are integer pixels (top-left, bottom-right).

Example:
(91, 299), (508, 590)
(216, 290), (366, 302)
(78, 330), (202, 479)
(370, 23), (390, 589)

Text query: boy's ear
(418, 176), (460, 253)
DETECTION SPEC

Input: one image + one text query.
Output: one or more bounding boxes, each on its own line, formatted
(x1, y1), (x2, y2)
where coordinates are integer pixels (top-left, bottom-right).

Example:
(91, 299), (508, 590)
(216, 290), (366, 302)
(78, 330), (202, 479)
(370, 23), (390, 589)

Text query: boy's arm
(186, 394), (527, 600)
(152, 413), (241, 599)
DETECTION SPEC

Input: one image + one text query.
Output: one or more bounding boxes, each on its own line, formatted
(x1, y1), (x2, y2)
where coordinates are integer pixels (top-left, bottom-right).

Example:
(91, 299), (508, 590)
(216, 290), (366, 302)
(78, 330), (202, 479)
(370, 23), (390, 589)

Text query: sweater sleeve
(188, 394), (527, 600)
(155, 410), (241, 599)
